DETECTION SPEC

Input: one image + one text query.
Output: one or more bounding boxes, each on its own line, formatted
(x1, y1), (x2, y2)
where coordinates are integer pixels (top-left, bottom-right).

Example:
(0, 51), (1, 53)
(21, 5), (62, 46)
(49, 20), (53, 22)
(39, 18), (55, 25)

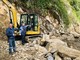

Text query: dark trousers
(21, 35), (26, 45)
(8, 38), (16, 53)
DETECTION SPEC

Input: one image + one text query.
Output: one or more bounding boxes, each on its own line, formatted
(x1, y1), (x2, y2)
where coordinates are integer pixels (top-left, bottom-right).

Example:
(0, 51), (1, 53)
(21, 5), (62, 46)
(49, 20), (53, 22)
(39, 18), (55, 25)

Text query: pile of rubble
(1, 33), (80, 60)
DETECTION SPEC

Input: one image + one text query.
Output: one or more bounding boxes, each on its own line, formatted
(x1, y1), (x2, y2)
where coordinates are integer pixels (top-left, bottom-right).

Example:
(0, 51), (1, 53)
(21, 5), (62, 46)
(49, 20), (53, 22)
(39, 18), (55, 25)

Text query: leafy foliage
(9, 0), (70, 27)
(69, 0), (80, 21)
(52, 0), (69, 27)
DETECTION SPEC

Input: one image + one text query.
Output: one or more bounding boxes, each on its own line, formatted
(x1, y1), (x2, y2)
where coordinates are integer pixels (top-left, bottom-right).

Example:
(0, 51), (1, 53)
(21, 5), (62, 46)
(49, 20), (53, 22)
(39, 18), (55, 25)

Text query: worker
(6, 23), (16, 54)
(20, 23), (29, 45)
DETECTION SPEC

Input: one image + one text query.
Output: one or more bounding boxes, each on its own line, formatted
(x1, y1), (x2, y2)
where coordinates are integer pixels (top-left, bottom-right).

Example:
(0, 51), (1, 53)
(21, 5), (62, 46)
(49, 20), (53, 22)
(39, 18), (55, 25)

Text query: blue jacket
(6, 28), (15, 39)
(20, 26), (27, 36)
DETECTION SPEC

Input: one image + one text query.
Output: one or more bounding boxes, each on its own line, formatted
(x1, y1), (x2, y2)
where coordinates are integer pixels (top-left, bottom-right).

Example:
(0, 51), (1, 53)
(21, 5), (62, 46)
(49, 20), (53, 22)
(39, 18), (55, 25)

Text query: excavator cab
(20, 14), (40, 35)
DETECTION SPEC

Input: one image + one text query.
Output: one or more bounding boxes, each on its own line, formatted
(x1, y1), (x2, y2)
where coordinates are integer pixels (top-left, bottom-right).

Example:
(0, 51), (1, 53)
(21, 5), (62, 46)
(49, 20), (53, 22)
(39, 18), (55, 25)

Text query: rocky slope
(1, 0), (80, 60)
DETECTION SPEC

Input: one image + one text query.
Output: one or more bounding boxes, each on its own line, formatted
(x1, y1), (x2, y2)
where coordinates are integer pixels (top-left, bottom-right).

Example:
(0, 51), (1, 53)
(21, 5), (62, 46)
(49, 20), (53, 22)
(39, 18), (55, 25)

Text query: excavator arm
(2, 0), (17, 28)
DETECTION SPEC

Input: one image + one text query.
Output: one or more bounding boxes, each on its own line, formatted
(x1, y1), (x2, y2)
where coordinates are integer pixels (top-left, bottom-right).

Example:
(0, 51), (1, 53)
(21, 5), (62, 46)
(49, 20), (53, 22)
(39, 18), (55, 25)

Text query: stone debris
(46, 53), (54, 60)
(1, 33), (80, 60)
(54, 53), (62, 60)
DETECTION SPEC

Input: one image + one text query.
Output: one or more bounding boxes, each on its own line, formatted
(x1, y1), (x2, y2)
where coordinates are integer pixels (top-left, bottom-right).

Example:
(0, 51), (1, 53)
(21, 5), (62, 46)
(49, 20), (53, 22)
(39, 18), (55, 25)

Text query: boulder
(54, 53), (62, 60)
(63, 57), (72, 60)
(74, 57), (80, 60)
(46, 39), (80, 58)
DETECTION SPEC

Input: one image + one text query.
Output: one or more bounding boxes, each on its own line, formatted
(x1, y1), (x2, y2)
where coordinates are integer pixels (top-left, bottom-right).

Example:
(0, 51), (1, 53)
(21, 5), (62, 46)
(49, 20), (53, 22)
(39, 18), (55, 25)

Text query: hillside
(1, 0), (80, 60)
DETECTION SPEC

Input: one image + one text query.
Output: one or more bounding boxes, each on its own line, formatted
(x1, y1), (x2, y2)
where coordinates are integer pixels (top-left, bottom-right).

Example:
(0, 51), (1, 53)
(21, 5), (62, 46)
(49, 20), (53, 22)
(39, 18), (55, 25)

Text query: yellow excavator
(2, 0), (40, 36)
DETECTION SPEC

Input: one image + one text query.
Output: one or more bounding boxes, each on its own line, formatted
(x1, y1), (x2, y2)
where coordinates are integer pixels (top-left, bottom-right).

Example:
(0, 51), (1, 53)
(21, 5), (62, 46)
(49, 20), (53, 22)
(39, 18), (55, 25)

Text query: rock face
(0, 1), (10, 40)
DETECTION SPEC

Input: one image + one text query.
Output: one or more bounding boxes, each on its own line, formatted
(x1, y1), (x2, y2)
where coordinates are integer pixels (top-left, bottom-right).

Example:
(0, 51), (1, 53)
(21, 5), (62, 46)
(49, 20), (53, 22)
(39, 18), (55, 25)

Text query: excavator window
(27, 14), (38, 31)
(20, 14), (28, 26)
(20, 14), (38, 31)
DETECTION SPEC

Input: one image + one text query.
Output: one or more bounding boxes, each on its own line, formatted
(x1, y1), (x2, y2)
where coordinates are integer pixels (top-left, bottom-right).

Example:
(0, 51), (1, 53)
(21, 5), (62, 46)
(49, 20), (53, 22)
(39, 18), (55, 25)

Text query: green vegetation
(52, 0), (69, 27)
(9, 0), (80, 28)
(68, 0), (80, 21)
(16, 0), (69, 27)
